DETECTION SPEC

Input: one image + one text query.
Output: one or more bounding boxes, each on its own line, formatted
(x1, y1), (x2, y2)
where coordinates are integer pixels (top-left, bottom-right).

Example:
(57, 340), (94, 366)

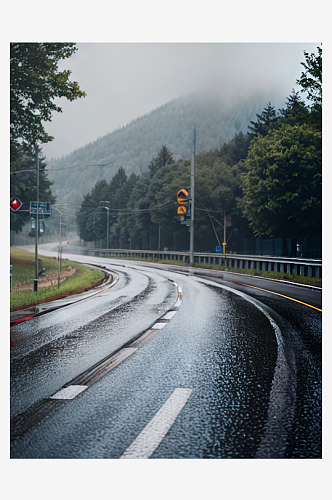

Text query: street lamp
(51, 205), (66, 288)
(100, 201), (110, 249)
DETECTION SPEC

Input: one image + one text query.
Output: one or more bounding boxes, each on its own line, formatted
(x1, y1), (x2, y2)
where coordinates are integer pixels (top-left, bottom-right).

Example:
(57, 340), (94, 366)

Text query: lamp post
(100, 201), (110, 249)
(51, 206), (65, 288)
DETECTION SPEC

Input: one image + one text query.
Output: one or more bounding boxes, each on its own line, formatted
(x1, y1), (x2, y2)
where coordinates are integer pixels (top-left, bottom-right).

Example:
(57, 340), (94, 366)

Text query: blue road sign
(30, 202), (51, 217)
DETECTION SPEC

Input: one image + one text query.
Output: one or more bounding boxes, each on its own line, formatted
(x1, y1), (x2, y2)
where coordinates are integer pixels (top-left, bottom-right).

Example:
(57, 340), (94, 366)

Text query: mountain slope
(46, 90), (272, 205)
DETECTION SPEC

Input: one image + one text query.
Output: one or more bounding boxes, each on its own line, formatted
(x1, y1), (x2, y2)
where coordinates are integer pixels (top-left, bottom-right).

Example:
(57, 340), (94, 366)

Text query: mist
(42, 42), (319, 160)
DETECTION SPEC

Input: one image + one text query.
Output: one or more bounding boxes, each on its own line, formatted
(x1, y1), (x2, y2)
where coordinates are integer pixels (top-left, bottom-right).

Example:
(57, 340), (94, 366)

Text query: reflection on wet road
(10, 250), (322, 459)
(11, 263), (177, 417)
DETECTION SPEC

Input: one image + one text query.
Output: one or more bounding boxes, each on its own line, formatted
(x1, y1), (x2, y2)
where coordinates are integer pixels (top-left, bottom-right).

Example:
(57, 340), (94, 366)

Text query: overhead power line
(47, 160), (116, 171)
(77, 201), (176, 216)
(11, 160), (116, 174)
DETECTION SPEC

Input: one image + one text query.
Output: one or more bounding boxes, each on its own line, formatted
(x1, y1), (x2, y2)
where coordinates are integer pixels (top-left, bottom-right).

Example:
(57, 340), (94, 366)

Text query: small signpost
(10, 197), (23, 212)
(177, 189), (189, 216)
(177, 189), (191, 225)
(29, 201), (51, 292)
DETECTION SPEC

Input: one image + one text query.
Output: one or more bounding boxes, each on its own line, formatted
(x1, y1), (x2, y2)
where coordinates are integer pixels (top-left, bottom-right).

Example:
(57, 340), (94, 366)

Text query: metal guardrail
(62, 245), (322, 279)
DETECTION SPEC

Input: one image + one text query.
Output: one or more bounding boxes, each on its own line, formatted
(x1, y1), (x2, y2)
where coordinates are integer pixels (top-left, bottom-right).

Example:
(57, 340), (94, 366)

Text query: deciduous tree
(296, 45), (322, 106)
(239, 123), (321, 239)
(10, 43), (86, 153)
(10, 43), (86, 233)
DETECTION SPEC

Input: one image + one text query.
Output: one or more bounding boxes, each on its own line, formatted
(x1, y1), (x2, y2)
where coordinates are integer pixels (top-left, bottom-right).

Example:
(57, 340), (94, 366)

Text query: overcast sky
(41, 42), (320, 160)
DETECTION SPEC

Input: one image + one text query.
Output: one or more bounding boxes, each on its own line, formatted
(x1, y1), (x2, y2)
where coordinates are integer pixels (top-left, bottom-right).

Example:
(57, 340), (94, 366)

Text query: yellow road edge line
(239, 283), (322, 312)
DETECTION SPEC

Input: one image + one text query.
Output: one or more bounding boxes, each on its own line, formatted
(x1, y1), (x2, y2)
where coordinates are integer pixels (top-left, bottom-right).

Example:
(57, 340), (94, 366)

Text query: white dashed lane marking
(50, 385), (88, 400)
(11, 278), (184, 437)
(120, 388), (192, 459)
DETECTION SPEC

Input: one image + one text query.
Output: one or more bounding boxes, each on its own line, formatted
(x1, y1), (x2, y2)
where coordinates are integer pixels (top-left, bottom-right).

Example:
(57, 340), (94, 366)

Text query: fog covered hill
(46, 90), (273, 205)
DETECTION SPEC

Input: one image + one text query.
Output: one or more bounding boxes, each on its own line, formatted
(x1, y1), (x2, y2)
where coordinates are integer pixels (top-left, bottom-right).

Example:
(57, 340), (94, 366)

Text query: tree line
(76, 46), (321, 255)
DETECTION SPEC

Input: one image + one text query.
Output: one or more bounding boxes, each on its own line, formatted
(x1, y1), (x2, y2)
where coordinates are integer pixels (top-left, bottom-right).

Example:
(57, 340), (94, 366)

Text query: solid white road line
(120, 388), (192, 459)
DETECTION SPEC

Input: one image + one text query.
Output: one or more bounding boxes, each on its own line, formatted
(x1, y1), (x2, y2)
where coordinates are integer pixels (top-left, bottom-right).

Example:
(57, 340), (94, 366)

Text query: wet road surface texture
(10, 250), (322, 459)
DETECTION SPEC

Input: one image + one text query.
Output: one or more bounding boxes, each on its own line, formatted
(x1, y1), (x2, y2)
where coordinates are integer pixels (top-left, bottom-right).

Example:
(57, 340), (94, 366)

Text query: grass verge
(10, 247), (105, 311)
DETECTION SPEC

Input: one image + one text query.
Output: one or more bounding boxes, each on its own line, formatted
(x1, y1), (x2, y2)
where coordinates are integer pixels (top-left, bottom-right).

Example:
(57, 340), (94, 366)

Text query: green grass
(10, 247), (105, 311)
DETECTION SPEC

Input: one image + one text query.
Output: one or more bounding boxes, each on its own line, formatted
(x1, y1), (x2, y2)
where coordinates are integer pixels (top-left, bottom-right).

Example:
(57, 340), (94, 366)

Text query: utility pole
(190, 128), (196, 266)
(33, 147), (39, 292)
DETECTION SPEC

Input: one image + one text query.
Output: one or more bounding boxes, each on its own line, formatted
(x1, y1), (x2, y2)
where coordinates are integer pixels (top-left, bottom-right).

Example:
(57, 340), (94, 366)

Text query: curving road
(10, 246), (322, 459)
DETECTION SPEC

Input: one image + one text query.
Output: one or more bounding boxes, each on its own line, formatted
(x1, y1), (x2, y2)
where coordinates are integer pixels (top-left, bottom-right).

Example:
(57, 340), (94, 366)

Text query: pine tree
(248, 102), (278, 138)
(149, 145), (174, 177)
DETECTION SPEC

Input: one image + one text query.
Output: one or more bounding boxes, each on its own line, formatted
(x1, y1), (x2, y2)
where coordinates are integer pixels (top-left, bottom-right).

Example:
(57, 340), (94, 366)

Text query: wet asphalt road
(10, 250), (322, 459)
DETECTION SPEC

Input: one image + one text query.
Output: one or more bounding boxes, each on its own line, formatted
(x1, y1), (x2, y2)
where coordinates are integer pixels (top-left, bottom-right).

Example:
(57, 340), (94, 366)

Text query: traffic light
(177, 189), (189, 216)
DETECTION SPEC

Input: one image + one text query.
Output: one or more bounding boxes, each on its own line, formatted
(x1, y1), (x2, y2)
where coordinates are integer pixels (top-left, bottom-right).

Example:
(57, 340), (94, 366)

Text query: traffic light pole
(190, 128), (195, 266)
(34, 147), (39, 293)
